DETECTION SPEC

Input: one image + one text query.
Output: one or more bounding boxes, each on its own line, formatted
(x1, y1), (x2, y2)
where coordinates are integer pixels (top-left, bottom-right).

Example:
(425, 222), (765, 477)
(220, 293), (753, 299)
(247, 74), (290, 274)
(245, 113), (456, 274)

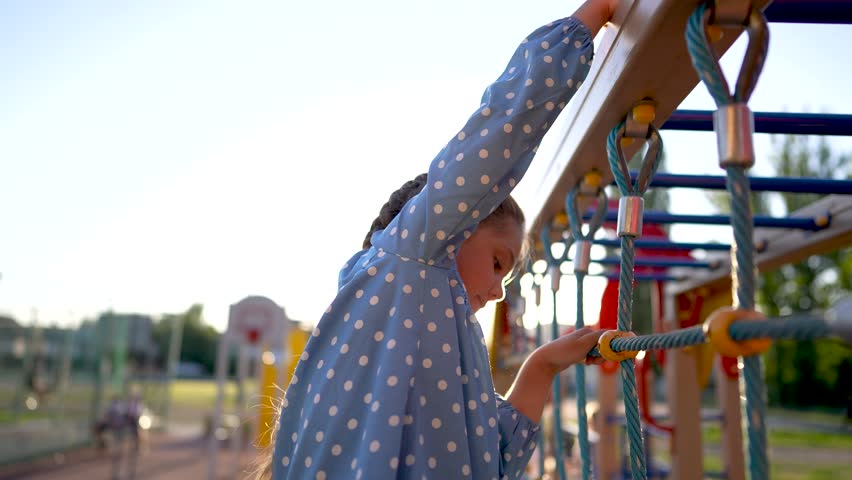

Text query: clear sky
(2, 0), (851, 333)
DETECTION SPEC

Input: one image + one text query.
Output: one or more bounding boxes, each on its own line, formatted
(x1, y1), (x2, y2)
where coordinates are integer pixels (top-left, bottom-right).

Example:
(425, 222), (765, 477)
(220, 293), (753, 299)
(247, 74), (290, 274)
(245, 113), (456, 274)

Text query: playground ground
(0, 426), (256, 480)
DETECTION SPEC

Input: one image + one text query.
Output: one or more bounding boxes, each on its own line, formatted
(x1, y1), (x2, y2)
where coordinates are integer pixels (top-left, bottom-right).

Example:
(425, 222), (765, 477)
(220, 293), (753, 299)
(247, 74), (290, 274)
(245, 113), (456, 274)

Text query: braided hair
(362, 173), (527, 256)
(362, 173), (429, 249)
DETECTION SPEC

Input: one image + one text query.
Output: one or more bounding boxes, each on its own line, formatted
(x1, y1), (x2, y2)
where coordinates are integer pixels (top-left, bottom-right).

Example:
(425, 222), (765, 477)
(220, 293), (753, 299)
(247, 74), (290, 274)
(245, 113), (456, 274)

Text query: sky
(2, 0), (851, 334)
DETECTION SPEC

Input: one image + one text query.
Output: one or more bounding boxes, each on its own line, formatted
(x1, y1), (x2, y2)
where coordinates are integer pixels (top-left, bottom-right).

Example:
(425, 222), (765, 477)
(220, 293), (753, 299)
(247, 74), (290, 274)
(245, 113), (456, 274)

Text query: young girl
(266, 1), (616, 478)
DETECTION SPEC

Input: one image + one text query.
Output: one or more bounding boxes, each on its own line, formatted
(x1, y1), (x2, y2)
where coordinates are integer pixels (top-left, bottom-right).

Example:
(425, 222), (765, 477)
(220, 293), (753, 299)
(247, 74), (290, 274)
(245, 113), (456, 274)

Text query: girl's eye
(493, 257), (502, 272)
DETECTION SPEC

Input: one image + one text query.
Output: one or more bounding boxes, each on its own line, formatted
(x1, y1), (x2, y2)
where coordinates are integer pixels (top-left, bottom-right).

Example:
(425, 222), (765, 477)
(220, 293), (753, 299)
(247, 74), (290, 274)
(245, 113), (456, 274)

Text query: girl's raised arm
(370, 3), (613, 265)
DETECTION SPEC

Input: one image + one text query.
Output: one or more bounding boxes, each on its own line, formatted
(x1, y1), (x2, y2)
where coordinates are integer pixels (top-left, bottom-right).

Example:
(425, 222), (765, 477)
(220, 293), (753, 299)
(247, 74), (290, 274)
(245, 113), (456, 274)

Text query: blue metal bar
(598, 272), (684, 282)
(584, 210), (830, 231)
(593, 238), (732, 251)
(764, 0), (852, 24)
(627, 170), (852, 195)
(664, 110), (852, 136)
(593, 256), (717, 269)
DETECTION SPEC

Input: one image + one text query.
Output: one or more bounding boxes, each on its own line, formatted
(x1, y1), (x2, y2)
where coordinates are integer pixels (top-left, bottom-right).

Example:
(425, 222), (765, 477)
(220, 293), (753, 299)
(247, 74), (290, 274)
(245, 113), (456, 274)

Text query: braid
(362, 173), (429, 249)
(361, 173), (529, 271)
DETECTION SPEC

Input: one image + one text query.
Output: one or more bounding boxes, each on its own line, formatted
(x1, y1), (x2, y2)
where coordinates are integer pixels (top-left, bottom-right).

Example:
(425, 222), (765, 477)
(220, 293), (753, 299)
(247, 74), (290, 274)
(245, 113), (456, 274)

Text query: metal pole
(161, 314), (185, 429)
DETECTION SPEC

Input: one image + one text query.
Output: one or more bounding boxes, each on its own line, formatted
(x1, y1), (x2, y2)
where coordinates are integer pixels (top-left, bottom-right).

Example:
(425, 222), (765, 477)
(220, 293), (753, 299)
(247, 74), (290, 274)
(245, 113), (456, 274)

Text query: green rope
(686, 3), (771, 477)
(565, 183), (608, 480)
(585, 313), (838, 357)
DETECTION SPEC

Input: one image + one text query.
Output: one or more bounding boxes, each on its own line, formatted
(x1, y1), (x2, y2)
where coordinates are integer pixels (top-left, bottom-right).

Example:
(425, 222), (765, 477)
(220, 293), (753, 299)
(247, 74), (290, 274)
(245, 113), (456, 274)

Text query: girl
(266, 1), (617, 478)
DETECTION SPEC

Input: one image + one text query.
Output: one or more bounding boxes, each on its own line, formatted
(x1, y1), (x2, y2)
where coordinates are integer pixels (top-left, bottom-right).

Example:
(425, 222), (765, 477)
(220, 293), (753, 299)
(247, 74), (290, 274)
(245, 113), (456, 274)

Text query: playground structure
(493, 1), (852, 479)
(206, 295), (302, 480)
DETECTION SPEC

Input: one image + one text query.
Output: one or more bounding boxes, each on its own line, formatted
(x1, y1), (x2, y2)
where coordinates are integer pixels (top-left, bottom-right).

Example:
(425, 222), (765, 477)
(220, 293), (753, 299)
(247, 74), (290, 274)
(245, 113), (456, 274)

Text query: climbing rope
(605, 107), (664, 479)
(686, 2), (770, 478)
(529, 268), (547, 477)
(540, 223), (572, 480)
(590, 305), (848, 357)
(565, 176), (608, 480)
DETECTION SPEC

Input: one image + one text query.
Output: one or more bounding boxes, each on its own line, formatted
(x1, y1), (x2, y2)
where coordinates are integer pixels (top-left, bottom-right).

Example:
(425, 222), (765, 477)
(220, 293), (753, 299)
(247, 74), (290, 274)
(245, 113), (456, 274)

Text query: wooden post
(716, 355), (746, 480)
(666, 347), (704, 478)
(596, 369), (619, 479)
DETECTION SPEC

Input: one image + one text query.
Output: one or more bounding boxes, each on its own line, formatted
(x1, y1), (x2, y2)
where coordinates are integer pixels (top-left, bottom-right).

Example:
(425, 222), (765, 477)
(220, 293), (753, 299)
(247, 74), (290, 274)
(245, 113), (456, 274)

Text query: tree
(152, 304), (218, 375)
(707, 135), (851, 409)
(0, 314), (19, 328)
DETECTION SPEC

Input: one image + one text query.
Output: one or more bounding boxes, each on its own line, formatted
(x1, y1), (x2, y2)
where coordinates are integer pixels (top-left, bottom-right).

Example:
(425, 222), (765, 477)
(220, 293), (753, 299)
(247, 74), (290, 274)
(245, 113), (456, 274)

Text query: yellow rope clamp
(554, 211), (568, 227)
(703, 307), (771, 357)
(597, 330), (640, 362)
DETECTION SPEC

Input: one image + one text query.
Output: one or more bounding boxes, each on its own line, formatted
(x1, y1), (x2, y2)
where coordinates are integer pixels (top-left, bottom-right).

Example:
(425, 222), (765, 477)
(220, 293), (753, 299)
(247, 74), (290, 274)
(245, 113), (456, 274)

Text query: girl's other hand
(534, 327), (605, 375)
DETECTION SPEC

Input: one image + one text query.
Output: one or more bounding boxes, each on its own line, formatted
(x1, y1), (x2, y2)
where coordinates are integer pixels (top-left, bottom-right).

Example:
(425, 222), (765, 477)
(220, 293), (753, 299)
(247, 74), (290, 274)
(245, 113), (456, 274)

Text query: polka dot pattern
(273, 15), (590, 480)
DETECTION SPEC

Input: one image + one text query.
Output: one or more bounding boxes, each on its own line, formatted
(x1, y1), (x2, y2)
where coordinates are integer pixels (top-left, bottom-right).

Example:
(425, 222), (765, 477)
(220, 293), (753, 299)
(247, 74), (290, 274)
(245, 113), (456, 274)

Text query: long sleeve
(372, 17), (595, 267)
(496, 394), (541, 478)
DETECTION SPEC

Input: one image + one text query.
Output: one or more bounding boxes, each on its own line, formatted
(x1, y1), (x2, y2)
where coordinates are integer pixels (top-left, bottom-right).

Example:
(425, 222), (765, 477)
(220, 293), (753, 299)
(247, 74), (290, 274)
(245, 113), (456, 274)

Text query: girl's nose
(488, 280), (505, 302)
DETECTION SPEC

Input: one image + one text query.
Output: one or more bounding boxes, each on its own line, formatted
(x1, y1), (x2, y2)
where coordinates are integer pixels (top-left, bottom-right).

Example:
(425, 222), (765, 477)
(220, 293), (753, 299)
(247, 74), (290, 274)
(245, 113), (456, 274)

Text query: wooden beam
(514, 0), (770, 237)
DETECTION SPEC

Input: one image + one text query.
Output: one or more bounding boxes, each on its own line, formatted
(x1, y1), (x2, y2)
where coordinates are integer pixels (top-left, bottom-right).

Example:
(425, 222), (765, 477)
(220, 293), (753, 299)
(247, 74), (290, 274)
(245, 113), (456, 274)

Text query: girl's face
(456, 220), (524, 312)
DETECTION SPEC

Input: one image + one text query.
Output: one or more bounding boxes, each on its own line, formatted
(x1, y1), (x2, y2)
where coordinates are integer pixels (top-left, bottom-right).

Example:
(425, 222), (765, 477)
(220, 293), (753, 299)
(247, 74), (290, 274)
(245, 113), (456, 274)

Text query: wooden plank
(514, 0), (771, 236)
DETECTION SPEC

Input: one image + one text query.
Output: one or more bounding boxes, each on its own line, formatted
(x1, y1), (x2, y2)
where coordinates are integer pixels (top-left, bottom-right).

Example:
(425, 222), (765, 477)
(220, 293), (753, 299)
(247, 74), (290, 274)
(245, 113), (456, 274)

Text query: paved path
(0, 430), (255, 480)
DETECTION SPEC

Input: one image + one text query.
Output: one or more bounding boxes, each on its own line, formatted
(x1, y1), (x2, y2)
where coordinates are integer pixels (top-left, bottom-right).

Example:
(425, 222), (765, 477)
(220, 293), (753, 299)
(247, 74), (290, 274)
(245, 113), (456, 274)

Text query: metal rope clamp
(574, 240), (592, 275)
(566, 174), (608, 275)
(715, 103), (755, 168)
(701, 1), (770, 168)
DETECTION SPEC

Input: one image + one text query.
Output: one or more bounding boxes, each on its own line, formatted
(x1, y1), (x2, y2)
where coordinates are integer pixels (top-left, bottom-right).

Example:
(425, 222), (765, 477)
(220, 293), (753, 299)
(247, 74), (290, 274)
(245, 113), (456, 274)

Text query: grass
(703, 454), (852, 480)
(0, 378), (260, 426)
(697, 419), (852, 480)
(153, 379), (261, 428)
(703, 425), (852, 450)
(167, 379), (258, 409)
(0, 410), (50, 424)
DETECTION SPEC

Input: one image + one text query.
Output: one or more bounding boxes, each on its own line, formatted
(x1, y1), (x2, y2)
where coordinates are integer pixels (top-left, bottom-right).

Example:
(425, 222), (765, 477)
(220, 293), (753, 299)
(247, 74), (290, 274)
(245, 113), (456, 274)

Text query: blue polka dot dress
(273, 17), (594, 480)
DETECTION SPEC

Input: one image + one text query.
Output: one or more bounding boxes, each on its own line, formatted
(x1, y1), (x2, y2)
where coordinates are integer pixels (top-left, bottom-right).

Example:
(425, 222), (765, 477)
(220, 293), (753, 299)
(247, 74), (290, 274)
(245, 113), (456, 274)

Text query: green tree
(0, 314), (19, 328)
(708, 135), (851, 409)
(153, 304), (218, 375)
